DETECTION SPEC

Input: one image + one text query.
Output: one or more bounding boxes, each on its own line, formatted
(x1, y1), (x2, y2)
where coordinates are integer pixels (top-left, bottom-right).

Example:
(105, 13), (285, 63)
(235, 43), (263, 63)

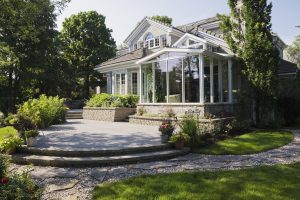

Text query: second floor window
(144, 32), (160, 49)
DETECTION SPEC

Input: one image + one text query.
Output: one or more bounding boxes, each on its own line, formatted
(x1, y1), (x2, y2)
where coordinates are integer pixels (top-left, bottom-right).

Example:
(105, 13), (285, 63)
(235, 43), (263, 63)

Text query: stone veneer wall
(137, 103), (241, 118)
(129, 115), (234, 134)
(83, 107), (136, 122)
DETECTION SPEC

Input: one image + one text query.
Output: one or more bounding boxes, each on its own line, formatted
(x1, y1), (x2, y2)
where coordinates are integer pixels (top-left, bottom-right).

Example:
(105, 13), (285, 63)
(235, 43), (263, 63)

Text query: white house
(95, 16), (298, 117)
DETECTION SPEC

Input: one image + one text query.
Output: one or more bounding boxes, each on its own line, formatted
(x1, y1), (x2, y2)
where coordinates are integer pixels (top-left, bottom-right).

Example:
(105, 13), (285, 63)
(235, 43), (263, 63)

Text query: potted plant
(170, 132), (190, 149)
(0, 136), (24, 154)
(158, 121), (174, 143)
(25, 130), (39, 147)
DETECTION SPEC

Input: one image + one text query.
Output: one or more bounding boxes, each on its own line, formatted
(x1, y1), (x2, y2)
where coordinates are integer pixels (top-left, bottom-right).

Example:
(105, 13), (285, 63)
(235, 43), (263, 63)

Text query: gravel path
(9, 129), (300, 200)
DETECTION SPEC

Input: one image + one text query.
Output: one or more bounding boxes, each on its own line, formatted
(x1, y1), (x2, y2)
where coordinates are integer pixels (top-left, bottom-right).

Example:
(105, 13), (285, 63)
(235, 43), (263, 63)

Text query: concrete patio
(36, 119), (162, 151)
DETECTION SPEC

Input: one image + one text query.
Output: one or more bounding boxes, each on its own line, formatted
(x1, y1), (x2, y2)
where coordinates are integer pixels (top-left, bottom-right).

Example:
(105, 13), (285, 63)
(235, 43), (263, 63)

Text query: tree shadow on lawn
(93, 163), (300, 200)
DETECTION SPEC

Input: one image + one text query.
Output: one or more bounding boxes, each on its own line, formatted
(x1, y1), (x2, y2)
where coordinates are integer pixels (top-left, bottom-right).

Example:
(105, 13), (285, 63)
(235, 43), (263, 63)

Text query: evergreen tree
(219, 0), (279, 125)
(151, 16), (173, 25)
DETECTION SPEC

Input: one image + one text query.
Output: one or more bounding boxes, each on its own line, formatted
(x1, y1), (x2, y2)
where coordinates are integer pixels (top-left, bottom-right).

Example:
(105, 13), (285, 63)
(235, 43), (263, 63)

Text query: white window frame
(115, 73), (126, 95)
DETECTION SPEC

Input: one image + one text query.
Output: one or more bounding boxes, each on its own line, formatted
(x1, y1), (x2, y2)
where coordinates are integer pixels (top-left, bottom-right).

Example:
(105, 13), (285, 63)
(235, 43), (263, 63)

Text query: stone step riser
(12, 149), (190, 168)
(19, 144), (171, 157)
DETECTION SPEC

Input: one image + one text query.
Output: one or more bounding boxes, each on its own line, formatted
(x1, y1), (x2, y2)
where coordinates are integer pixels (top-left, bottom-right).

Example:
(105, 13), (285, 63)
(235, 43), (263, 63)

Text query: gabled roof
(124, 17), (184, 44)
(97, 48), (152, 68)
(278, 59), (299, 75)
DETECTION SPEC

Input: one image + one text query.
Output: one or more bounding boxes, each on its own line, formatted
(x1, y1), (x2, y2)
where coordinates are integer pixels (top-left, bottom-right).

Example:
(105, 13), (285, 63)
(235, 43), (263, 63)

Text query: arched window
(145, 32), (154, 41)
(144, 32), (160, 49)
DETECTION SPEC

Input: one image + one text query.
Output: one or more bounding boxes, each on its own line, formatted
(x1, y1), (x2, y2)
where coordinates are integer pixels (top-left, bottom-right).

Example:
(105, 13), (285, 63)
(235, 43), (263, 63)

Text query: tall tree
(0, 0), (69, 113)
(60, 11), (116, 99)
(151, 16), (173, 25)
(219, 0), (279, 125)
(286, 36), (300, 67)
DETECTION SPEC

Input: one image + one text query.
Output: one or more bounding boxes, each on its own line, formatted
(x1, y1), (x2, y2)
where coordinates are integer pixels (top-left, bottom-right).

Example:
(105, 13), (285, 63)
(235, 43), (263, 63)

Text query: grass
(0, 126), (17, 141)
(194, 130), (293, 155)
(93, 163), (300, 200)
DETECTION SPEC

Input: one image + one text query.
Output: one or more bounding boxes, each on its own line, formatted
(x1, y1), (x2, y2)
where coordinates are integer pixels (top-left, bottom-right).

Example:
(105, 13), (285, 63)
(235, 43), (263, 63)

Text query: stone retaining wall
(129, 115), (234, 134)
(83, 107), (136, 122)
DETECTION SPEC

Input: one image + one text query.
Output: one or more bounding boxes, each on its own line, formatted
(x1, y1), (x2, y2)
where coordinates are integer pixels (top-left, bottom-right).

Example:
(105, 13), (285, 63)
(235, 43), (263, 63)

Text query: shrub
(137, 107), (146, 116)
(180, 115), (200, 147)
(25, 130), (39, 138)
(170, 132), (190, 143)
(86, 93), (113, 107)
(0, 171), (42, 200)
(0, 154), (9, 178)
(164, 108), (176, 118)
(86, 94), (139, 108)
(17, 95), (66, 129)
(0, 135), (24, 154)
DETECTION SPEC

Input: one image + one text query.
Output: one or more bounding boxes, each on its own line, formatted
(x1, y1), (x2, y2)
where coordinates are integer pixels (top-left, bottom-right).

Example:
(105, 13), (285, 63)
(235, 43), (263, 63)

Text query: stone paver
(10, 129), (300, 200)
(36, 119), (161, 150)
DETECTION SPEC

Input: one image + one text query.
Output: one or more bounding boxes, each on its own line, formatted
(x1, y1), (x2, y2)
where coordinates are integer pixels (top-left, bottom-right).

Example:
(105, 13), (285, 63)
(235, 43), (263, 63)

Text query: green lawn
(93, 163), (300, 200)
(0, 126), (17, 141)
(194, 130), (293, 155)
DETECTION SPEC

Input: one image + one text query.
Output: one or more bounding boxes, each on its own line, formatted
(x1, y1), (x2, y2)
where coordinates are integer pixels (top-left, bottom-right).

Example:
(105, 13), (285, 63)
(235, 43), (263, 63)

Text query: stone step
(19, 144), (171, 157)
(65, 116), (83, 119)
(11, 148), (190, 167)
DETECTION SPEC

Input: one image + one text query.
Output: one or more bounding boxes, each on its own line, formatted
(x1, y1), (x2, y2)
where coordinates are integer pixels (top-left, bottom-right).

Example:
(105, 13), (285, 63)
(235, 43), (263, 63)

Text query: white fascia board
(97, 63), (138, 73)
(136, 48), (204, 64)
(173, 33), (208, 47)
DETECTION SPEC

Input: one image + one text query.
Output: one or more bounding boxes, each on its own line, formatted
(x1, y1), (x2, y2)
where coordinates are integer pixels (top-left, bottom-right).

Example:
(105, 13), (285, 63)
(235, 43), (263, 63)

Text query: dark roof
(100, 48), (152, 67)
(278, 59), (299, 75)
(176, 16), (220, 33)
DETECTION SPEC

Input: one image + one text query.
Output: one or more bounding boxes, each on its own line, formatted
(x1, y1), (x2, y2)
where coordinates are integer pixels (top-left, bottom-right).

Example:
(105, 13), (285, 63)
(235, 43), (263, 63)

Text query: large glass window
(141, 64), (153, 103)
(132, 72), (138, 95)
(204, 56), (210, 103)
(213, 58), (219, 102)
(154, 61), (167, 103)
(184, 56), (199, 103)
(168, 58), (182, 103)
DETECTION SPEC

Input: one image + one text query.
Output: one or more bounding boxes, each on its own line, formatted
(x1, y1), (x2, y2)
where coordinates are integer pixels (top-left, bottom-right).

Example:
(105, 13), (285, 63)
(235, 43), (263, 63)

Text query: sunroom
(136, 48), (241, 108)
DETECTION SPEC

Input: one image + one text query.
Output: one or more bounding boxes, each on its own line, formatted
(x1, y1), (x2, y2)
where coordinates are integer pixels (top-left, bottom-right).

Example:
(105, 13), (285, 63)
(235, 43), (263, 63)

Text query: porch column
(210, 57), (214, 103)
(228, 58), (233, 103)
(166, 54), (169, 103)
(112, 73), (115, 94)
(181, 59), (185, 103)
(152, 62), (156, 103)
(139, 64), (142, 103)
(218, 60), (223, 102)
(199, 54), (205, 104)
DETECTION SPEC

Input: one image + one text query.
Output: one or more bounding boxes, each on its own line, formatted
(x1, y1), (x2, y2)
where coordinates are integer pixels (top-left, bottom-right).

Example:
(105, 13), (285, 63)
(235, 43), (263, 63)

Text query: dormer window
(144, 32), (160, 49)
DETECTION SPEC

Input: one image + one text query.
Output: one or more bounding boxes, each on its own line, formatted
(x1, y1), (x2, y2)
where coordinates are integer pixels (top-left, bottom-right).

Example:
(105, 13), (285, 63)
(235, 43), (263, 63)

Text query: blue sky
(56, 0), (300, 45)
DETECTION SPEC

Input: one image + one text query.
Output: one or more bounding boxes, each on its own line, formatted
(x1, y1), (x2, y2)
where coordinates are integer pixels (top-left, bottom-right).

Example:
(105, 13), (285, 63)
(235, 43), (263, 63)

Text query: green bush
(0, 154), (9, 178)
(86, 94), (139, 108)
(0, 154), (41, 200)
(25, 130), (39, 138)
(180, 115), (200, 147)
(0, 135), (24, 154)
(17, 95), (66, 129)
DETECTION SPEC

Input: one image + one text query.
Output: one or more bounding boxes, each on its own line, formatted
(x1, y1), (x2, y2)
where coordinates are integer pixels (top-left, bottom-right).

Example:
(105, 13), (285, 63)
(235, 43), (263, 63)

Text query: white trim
(136, 48), (204, 64)
(181, 59), (185, 103)
(152, 63), (155, 103)
(139, 65), (142, 103)
(210, 57), (214, 103)
(172, 33), (207, 47)
(199, 54), (205, 104)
